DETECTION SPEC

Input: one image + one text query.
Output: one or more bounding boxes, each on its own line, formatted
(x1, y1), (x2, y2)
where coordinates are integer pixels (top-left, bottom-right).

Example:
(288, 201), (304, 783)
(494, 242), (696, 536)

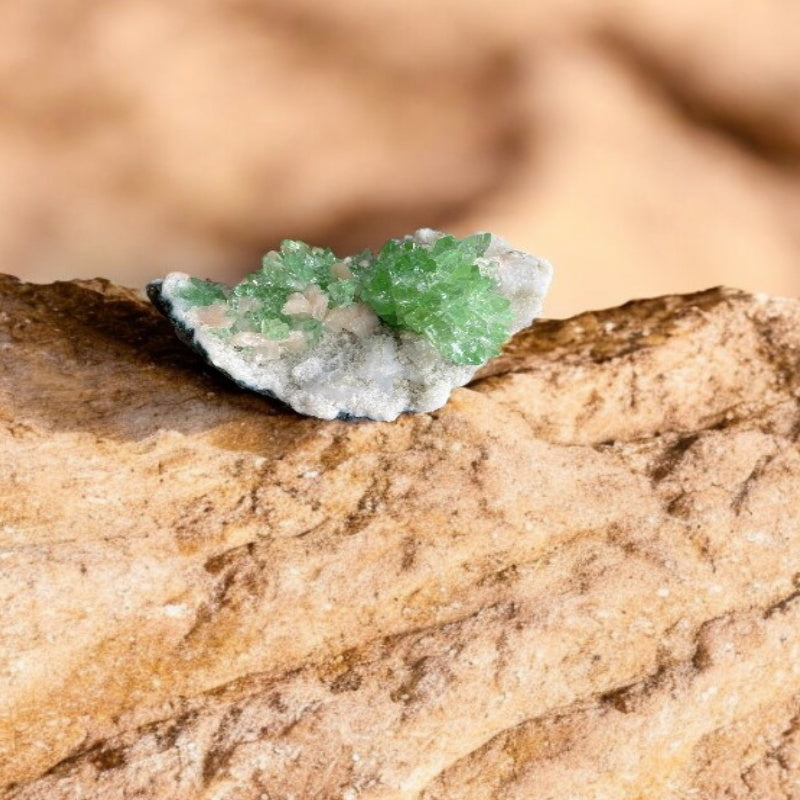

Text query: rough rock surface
(1, 276), (800, 800)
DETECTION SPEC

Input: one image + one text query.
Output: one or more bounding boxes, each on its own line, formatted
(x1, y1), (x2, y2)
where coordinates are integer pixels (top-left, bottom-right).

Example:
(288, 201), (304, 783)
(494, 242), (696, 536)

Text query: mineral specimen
(147, 229), (553, 420)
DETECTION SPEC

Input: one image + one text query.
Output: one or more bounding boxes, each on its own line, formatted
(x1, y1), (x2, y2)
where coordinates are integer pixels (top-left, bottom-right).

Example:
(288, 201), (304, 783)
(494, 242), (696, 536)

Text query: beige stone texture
(1, 0), (800, 317)
(1, 276), (800, 798)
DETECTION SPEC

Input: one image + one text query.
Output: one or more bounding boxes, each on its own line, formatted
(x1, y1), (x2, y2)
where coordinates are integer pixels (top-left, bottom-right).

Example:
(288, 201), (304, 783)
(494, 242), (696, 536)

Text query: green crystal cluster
(178, 241), (350, 344)
(357, 234), (513, 364)
(178, 233), (513, 365)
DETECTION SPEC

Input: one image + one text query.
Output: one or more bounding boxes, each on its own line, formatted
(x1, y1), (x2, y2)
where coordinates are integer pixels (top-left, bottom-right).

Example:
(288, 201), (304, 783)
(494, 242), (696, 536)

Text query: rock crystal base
(147, 230), (553, 421)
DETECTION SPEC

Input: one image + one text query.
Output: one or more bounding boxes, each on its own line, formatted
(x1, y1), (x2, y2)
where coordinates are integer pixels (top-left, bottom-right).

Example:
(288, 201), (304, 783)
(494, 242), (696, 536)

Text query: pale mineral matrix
(147, 229), (553, 421)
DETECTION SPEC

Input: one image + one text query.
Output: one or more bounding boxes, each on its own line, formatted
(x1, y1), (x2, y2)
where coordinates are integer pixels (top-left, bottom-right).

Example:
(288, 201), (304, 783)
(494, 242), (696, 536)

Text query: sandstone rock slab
(1, 277), (800, 799)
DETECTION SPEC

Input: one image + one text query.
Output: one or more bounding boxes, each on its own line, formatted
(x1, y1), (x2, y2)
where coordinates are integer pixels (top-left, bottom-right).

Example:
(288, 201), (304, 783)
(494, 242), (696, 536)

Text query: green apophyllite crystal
(178, 233), (513, 365)
(179, 277), (228, 307)
(355, 233), (513, 365)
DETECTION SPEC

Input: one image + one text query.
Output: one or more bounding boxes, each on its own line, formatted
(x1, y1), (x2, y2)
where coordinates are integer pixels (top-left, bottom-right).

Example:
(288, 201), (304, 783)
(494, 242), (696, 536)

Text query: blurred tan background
(1, 0), (798, 318)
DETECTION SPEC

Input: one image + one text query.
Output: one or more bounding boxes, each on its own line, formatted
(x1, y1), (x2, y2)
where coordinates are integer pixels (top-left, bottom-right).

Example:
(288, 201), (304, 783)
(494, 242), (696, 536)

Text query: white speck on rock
(700, 685), (718, 701)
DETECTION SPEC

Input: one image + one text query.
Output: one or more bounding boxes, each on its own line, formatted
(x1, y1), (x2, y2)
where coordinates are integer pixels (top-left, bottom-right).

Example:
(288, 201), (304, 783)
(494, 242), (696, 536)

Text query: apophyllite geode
(147, 229), (553, 420)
